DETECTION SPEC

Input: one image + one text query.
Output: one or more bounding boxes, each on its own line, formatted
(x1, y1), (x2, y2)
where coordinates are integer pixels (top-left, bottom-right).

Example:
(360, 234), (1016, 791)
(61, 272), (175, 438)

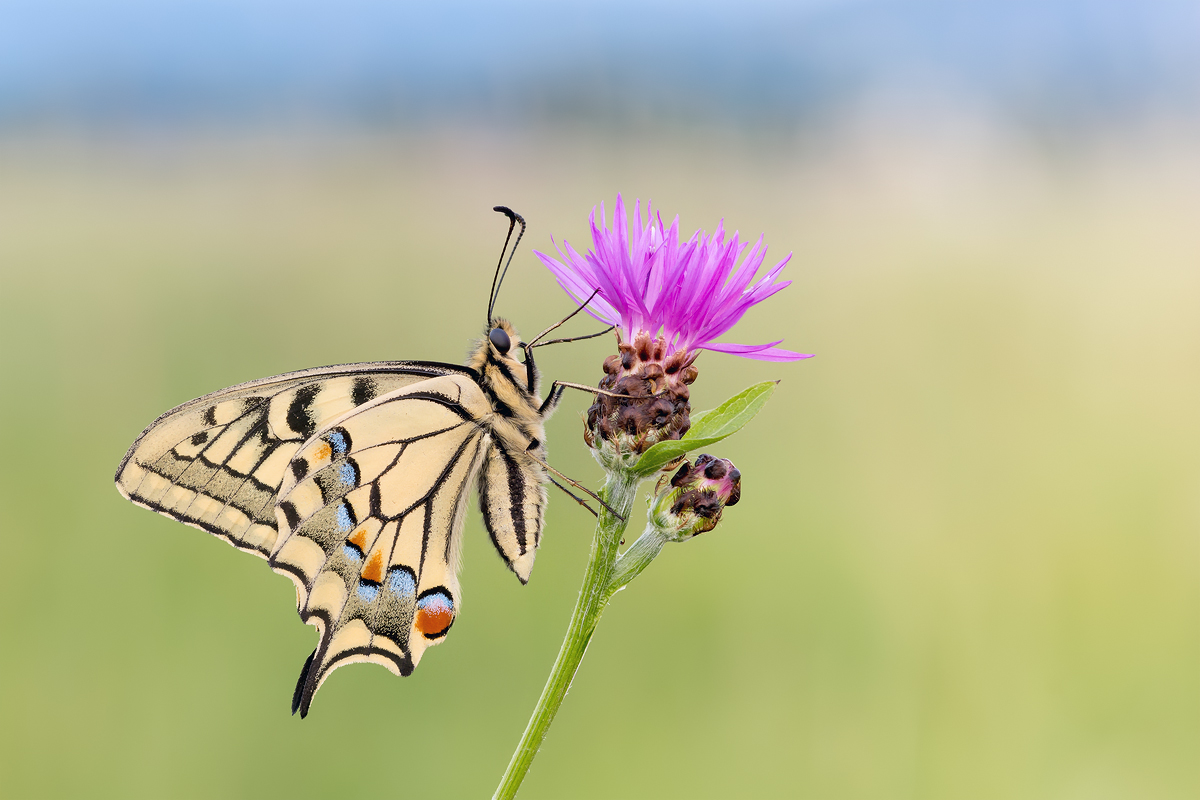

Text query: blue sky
(2, 0), (1197, 125)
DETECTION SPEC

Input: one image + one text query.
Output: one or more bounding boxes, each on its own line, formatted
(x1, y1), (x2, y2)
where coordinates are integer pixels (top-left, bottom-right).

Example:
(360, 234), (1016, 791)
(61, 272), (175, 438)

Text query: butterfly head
(488, 323), (513, 355)
(473, 318), (540, 397)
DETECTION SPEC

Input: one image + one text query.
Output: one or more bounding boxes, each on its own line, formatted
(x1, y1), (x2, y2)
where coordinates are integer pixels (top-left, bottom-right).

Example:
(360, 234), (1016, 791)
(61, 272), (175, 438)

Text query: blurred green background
(2, 3), (1199, 799)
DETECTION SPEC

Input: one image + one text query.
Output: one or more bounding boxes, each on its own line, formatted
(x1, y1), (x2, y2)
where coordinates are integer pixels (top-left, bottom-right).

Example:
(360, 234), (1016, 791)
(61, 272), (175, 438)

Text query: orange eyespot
(415, 591), (454, 638)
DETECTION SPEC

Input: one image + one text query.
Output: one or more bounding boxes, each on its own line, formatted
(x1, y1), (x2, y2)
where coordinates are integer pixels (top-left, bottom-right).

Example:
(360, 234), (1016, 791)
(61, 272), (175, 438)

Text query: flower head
(534, 193), (811, 363)
(540, 194), (809, 459)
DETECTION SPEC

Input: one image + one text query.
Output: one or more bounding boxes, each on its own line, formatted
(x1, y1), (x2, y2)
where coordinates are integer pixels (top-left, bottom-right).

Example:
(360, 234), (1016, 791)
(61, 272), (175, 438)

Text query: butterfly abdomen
(464, 320), (553, 584)
(477, 440), (547, 583)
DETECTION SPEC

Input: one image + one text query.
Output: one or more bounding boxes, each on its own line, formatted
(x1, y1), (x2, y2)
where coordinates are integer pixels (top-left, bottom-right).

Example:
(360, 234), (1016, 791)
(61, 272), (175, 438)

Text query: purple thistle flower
(534, 194), (812, 362)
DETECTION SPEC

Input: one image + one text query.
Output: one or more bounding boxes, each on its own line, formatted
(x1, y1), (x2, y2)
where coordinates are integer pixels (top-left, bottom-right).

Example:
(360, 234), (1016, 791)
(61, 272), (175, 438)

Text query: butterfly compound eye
(489, 327), (511, 354)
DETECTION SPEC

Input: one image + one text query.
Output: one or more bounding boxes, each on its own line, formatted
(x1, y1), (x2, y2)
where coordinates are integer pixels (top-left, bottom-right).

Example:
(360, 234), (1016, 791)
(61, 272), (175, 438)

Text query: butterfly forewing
(115, 362), (472, 557)
(272, 374), (494, 716)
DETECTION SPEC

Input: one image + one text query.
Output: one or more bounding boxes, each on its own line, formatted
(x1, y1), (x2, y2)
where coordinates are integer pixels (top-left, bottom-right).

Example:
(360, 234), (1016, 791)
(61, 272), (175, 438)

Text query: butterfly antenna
(488, 206), (525, 323)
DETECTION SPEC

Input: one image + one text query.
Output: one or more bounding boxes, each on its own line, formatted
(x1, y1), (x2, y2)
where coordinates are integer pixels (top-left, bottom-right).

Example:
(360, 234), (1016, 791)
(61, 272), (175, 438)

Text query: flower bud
(585, 331), (698, 463)
(649, 454), (741, 541)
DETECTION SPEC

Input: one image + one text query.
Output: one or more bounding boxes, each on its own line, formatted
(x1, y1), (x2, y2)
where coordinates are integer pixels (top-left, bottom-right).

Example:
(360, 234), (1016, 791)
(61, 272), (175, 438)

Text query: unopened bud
(650, 454), (741, 541)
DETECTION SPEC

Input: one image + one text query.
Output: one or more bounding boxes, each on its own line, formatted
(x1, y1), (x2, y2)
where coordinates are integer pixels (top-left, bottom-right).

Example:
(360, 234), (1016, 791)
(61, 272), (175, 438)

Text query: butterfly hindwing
(271, 374), (496, 716)
(115, 361), (473, 557)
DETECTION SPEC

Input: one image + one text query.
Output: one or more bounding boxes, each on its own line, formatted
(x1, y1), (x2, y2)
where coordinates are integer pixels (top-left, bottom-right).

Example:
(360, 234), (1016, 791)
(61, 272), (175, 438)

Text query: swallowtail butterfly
(115, 208), (603, 716)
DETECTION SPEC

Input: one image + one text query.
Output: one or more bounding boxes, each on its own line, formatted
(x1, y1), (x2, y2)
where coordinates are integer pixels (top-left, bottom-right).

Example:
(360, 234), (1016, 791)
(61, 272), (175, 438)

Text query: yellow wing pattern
(271, 374), (493, 716)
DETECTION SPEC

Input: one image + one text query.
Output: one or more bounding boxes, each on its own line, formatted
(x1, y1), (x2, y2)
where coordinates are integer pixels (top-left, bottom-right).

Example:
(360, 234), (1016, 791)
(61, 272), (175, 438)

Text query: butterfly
(115, 208), (612, 717)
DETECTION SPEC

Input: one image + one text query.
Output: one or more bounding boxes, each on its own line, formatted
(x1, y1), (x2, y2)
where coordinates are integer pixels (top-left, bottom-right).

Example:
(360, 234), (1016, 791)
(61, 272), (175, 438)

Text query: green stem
(492, 470), (640, 800)
(605, 524), (667, 601)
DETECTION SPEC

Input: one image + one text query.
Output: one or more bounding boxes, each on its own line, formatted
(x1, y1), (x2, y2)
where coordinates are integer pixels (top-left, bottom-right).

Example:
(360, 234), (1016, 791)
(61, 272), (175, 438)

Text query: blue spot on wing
(335, 501), (354, 532)
(387, 567), (416, 598)
(338, 461), (358, 487)
(342, 543), (363, 561)
(326, 428), (350, 457)
(357, 583), (379, 603)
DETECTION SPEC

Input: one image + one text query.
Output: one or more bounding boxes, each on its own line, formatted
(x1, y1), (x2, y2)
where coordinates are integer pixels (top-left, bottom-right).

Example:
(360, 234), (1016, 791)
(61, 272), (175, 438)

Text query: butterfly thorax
(468, 318), (549, 454)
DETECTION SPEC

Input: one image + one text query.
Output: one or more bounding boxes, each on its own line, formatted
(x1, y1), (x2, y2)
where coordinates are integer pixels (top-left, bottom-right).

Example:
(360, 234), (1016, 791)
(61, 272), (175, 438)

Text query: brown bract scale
(585, 331), (699, 455)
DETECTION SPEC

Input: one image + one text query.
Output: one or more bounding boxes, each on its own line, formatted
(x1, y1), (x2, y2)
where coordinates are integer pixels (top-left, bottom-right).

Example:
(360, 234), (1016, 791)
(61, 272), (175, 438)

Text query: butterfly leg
(528, 453), (626, 522)
(547, 476), (599, 518)
(524, 288), (608, 349)
(540, 380), (665, 415)
(538, 382), (567, 416)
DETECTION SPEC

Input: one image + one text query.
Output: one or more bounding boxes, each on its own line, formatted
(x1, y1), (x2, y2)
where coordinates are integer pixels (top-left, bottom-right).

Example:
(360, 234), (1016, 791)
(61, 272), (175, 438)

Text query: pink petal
(699, 341), (814, 361)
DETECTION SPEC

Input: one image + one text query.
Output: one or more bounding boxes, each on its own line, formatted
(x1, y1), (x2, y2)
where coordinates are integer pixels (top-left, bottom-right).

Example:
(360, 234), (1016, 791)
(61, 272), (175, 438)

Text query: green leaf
(686, 407), (714, 430)
(632, 381), (778, 475)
